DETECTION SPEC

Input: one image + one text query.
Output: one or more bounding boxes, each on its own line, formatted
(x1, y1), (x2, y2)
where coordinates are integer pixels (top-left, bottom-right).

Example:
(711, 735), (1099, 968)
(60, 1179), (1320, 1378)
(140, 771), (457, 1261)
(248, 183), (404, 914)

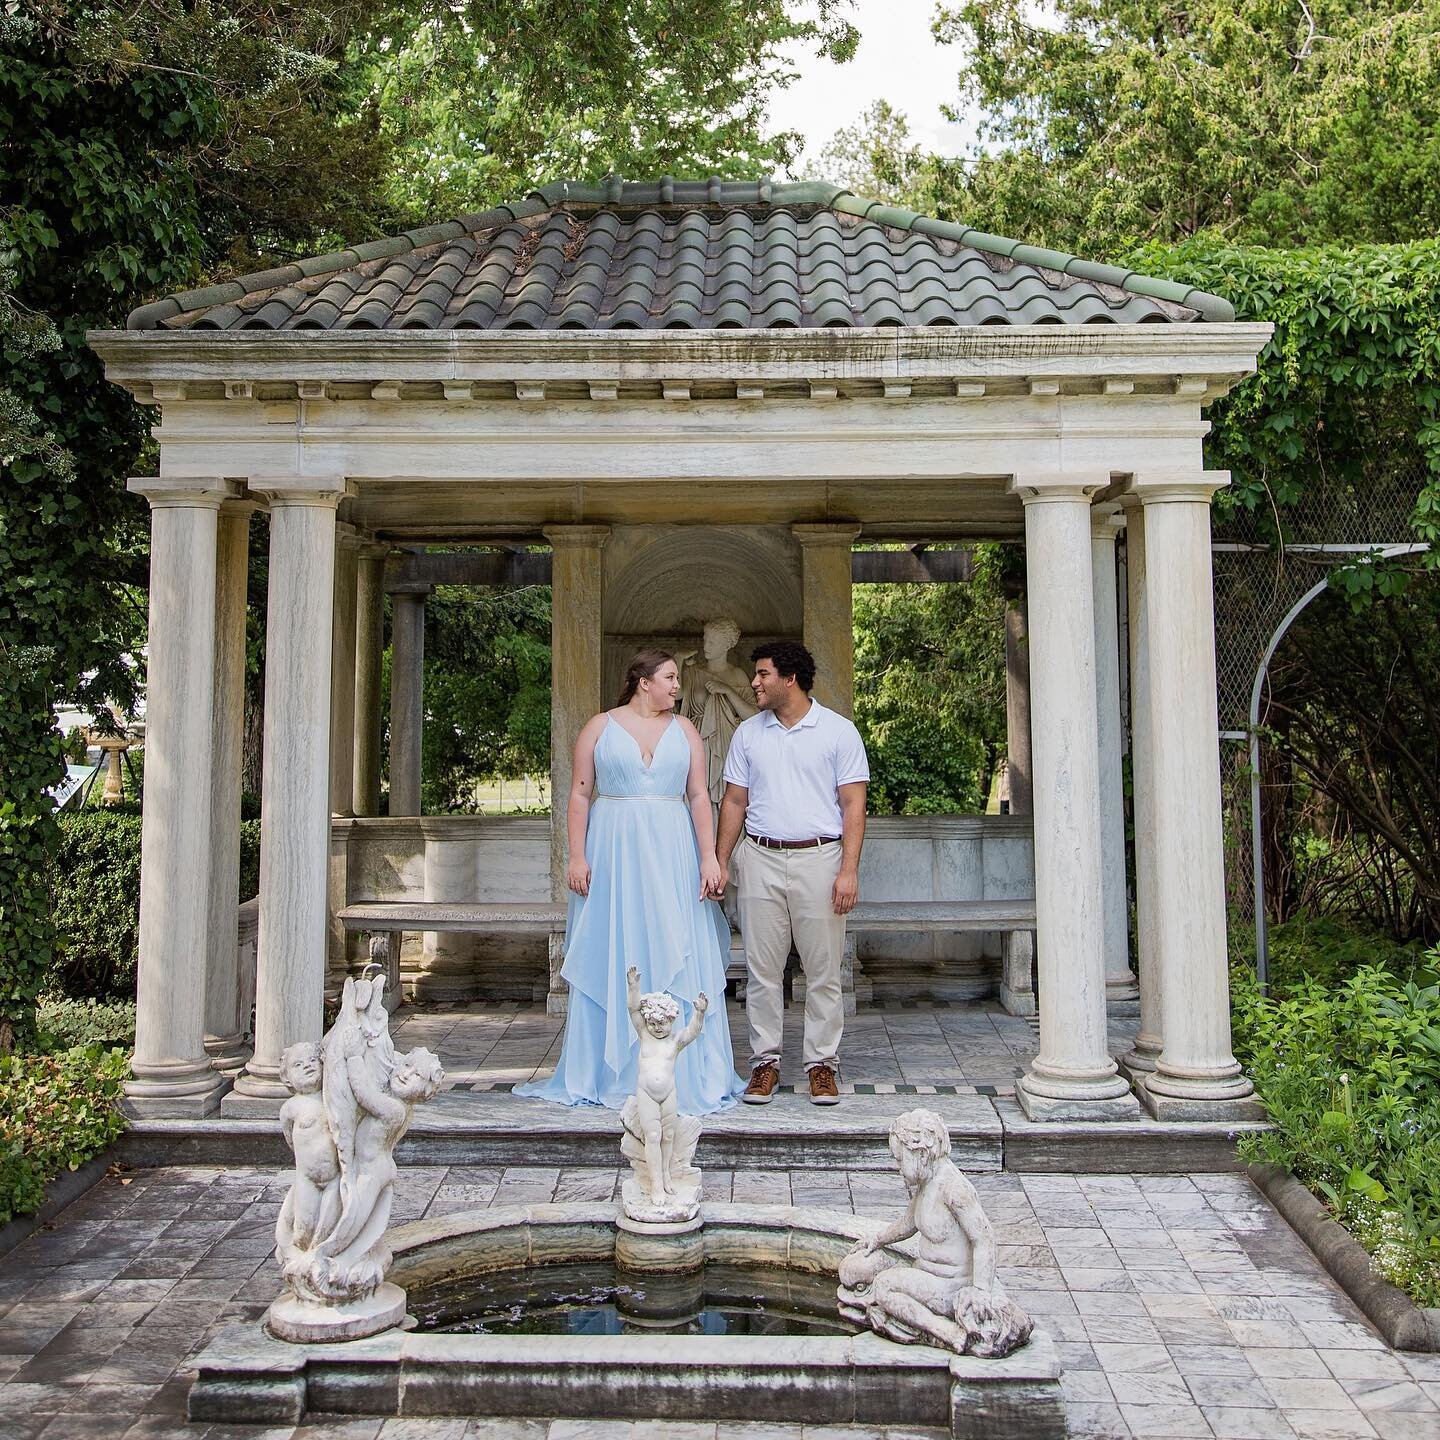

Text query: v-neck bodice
(596, 715), (686, 796)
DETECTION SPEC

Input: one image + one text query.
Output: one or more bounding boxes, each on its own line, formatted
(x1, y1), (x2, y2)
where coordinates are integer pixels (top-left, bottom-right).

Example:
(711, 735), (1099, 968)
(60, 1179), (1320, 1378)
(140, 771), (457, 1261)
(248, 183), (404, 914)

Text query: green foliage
(853, 550), (1009, 815)
(1248, 915), (1429, 996)
(1233, 960), (1440, 1305)
(417, 585), (553, 812)
(924, 0), (1440, 253)
(0, 1044), (128, 1224)
(34, 995), (136, 1052)
(48, 810), (261, 1001)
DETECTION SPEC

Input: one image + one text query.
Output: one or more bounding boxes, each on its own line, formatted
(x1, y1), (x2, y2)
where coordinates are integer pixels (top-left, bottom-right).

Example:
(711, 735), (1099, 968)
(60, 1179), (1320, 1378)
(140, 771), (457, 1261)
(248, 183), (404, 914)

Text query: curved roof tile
(135, 178), (1226, 331)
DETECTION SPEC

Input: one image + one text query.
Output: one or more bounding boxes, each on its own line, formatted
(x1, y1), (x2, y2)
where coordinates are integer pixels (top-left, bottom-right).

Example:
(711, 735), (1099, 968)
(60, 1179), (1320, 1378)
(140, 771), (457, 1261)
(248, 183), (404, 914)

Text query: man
(716, 641), (868, 1106)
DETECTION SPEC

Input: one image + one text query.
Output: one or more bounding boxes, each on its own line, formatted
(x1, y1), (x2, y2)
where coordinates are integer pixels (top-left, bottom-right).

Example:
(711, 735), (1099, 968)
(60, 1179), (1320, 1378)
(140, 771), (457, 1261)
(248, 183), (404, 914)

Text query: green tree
(828, 3), (1440, 256)
(852, 551), (1009, 815)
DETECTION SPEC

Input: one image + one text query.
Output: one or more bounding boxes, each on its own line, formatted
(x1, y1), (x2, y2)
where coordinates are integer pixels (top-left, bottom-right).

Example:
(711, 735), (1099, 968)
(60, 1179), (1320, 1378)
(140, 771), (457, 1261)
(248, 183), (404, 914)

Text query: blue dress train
(515, 716), (743, 1113)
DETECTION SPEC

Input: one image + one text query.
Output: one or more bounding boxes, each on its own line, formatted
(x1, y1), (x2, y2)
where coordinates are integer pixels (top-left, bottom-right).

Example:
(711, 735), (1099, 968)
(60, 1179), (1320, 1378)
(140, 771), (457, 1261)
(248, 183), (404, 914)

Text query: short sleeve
(834, 720), (870, 785)
(722, 721), (751, 788)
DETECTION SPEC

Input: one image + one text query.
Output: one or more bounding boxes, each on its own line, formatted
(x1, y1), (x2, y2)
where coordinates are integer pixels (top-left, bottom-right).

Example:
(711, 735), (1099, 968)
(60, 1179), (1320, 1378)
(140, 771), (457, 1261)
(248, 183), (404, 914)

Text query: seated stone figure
(838, 1108), (1033, 1358)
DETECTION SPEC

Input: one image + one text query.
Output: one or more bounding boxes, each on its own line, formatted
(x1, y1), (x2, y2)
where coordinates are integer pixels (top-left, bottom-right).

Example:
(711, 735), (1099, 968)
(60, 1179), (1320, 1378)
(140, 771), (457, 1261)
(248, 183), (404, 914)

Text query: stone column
(1008, 473), (1139, 1120)
(1124, 473), (1260, 1120)
(793, 523), (861, 716)
(1092, 506), (1139, 1013)
(352, 542), (388, 815)
(124, 477), (238, 1117)
(1119, 499), (1164, 1076)
(1002, 595), (1032, 816)
(387, 584), (428, 817)
(329, 525), (359, 817)
(204, 500), (255, 1076)
(545, 525), (609, 899)
(231, 480), (347, 1107)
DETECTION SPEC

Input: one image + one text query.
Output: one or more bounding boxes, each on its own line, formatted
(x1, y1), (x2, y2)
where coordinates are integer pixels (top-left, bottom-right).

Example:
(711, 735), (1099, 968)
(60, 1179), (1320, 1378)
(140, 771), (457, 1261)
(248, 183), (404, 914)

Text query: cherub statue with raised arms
(618, 966), (707, 1221)
(838, 1108), (1033, 1358)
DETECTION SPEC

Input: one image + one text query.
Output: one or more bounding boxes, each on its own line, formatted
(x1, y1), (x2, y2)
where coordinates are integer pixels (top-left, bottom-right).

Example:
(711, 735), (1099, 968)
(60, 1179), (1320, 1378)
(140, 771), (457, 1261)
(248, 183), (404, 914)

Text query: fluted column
(352, 542), (388, 815)
(545, 525), (609, 899)
(1123, 473), (1260, 1120)
(1092, 505), (1138, 1012)
(1009, 472), (1139, 1120)
(124, 477), (238, 1117)
(1119, 498), (1164, 1076)
(204, 500), (256, 1076)
(387, 584), (428, 817)
(793, 523), (861, 716)
(231, 479), (347, 1107)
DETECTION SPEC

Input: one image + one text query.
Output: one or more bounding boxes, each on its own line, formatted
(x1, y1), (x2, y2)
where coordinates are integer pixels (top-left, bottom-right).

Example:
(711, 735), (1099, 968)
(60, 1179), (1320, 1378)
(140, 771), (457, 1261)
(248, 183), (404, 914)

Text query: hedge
(50, 809), (261, 1000)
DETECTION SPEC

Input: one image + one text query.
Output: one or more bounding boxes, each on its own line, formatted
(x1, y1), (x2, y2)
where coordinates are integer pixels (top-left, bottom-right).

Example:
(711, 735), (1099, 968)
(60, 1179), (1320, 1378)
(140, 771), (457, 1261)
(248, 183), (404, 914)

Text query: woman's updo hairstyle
(617, 648), (674, 705)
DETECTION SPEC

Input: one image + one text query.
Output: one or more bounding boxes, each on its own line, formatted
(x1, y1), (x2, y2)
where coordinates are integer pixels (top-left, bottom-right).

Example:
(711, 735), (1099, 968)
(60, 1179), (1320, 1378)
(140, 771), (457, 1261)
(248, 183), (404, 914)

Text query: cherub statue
(619, 967), (707, 1220)
(678, 618), (757, 806)
(267, 966), (444, 1342)
(837, 1108), (1033, 1359)
(305, 1042), (444, 1301)
(274, 1042), (340, 1282)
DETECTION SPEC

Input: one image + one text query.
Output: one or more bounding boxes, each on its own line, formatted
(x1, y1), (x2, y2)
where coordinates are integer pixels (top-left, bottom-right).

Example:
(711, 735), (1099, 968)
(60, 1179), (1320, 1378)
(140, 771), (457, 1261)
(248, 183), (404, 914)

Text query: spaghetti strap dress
(515, 716), (743, 1113)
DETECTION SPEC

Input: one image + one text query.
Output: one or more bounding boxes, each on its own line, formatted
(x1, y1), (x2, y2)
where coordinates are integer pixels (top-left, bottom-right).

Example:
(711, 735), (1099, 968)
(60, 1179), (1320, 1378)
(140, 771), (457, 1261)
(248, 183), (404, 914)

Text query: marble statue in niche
(678, 617), (757, 805)
(618, 966), (705, 1223)
(838, 1108), (1033, 1358)
(268, 968), (444, 1341)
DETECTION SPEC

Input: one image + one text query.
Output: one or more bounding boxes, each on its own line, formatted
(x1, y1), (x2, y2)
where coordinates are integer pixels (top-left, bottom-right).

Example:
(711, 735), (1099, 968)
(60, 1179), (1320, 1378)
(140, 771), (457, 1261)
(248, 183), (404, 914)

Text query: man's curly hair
(750, 639), (816, 692)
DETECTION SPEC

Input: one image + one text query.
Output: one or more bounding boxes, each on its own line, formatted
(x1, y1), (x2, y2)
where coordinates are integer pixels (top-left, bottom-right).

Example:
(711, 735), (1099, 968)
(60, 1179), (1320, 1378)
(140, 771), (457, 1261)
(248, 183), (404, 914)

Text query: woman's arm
(677, 717), (723, 898)
(566, 714), (606, 896)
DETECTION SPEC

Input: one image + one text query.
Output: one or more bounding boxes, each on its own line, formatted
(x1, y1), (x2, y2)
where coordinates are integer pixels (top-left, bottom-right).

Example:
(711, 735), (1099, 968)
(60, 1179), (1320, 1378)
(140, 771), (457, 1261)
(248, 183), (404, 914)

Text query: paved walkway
(389, 998), (1137, 1097)
(2, 1163), (1436, 1439)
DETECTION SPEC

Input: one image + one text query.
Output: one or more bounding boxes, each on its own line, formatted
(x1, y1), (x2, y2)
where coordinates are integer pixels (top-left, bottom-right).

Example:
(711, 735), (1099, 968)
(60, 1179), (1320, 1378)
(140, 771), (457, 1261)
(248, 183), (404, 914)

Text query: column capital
(128, 476), (241, 510)
(335, 521), (363, 550)
(357, 539), (391, 562)
(543, 523), (611, 550)
(248, 476), (352, 508)
(1009, 471), (1110, 505)
(1120, 470), (1230, 505)
(791, 521), (861, 547)
(1091, 502), (1127, 541)
(387, 581), (433, 598)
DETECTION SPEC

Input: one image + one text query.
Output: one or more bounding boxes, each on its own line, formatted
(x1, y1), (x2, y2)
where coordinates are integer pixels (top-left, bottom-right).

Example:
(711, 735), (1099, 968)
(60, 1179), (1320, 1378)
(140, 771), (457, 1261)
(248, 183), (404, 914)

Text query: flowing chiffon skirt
(515, 717), (743, 1113)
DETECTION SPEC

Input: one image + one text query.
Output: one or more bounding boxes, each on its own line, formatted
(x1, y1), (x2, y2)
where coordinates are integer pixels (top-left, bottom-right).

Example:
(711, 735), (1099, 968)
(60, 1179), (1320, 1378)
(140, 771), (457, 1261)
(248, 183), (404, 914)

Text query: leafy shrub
(50, 811), (262, 1000)
(0, 1045), (127, 1224)
(35, 995), (136, 1050)
(1234, 961), (1440, 1306)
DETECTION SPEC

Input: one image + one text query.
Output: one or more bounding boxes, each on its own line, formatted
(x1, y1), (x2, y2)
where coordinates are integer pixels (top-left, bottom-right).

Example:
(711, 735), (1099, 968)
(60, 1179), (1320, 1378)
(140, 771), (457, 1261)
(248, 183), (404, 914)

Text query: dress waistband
(593, 793), (685, 802)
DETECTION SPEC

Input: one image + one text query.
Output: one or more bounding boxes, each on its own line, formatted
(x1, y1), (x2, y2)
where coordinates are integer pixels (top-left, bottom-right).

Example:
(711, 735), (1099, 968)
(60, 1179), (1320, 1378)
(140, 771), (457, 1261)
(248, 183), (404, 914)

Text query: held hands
(566, 859), (592, 896)
(699, 855), (725, 900)
(832, 865), (859, 916)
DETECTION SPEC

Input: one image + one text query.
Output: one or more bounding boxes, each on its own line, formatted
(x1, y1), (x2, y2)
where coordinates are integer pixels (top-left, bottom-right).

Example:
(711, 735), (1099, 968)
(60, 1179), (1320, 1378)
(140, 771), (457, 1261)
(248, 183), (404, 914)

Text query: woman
(516, 649), (743, 1113)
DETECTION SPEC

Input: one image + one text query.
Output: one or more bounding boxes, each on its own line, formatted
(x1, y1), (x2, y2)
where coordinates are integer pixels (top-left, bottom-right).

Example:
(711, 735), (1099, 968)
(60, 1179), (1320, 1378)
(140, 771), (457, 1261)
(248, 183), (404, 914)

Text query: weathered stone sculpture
(268, 969), (443, 1342)
(618, 966), (705, 1224)
(838, 1108), (1033, 1358)
(678, 618), (757, 805)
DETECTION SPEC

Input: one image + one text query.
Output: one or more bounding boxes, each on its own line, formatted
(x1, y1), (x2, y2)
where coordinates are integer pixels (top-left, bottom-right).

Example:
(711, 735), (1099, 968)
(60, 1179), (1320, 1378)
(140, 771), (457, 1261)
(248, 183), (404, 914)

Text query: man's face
(751, 659), (791, 711)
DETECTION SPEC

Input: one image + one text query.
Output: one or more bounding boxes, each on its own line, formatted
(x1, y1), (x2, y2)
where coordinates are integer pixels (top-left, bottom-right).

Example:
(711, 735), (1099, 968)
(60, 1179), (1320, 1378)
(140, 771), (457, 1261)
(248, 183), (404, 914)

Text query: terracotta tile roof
(129, 178), (1233, 331)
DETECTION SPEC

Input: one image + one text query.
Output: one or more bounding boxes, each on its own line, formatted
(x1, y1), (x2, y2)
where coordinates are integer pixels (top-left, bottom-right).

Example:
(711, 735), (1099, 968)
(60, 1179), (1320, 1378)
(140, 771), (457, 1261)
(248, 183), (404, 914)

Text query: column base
(1104, 974), (1140, 1018)
(204, 1034), (252, 1078)
(1015, 1071), (1141, 1122)
(1118, 1031), (1163, 1078)
(229, 1064), (290, 1111)
(123, 1063), (229, 1119)
(221, 1086), (286, 1118)
(1137, 1071), (1266, 1123)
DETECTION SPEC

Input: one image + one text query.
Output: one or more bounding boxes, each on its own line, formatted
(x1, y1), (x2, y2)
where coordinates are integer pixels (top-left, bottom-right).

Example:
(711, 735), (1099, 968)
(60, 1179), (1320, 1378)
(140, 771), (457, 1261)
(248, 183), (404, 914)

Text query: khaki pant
(737, 836), (846, 1072)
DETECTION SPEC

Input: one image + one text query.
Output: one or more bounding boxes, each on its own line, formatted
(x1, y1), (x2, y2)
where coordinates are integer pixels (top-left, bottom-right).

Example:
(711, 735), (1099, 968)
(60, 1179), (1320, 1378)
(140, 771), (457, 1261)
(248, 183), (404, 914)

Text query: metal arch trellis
(1204, 388), (1433, 982)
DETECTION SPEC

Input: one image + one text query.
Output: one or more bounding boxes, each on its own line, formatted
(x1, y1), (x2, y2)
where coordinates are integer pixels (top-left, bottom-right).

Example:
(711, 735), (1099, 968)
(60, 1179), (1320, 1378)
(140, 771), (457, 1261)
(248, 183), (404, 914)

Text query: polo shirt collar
(763, 699), (823, 731)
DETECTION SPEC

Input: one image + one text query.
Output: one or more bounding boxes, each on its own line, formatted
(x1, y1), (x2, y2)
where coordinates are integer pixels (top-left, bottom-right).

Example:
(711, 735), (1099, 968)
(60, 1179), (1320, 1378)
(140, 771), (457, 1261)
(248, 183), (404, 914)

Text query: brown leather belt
(748, 832), (841, 850)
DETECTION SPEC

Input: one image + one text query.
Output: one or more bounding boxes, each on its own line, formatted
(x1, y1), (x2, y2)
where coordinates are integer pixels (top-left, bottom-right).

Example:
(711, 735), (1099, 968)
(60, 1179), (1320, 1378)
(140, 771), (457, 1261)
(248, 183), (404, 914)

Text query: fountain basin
(188, 1201), (1063, 1438)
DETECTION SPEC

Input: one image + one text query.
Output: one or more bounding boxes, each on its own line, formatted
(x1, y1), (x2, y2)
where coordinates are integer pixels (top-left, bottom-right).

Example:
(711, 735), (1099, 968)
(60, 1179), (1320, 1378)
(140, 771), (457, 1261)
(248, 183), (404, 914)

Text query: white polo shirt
(723, 700), (869, 841)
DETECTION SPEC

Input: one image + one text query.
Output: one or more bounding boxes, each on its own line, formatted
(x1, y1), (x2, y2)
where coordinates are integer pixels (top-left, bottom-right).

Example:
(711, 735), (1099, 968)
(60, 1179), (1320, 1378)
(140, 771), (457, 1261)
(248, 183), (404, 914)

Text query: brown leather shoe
(808, 1064), (841, 1106)
(742, 1062), (780, 1105)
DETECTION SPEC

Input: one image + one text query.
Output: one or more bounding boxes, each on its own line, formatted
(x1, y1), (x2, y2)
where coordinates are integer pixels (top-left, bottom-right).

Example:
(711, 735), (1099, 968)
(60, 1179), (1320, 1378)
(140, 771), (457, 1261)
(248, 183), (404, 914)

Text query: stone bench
(337, 901), (570, 1013)
(337, 896), (1039, 1019)
(840, 899), (1038, 1016)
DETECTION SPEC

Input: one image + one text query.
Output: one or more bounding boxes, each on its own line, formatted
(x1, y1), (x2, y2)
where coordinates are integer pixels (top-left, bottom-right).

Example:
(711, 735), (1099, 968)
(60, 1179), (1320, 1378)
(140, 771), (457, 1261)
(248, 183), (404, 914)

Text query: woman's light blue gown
(516, 716), (743, 1113)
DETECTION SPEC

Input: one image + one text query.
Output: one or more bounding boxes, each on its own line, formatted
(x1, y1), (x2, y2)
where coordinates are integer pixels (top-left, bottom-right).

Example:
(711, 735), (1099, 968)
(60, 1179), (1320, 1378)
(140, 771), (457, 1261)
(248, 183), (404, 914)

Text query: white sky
(766, 0), (979, 176)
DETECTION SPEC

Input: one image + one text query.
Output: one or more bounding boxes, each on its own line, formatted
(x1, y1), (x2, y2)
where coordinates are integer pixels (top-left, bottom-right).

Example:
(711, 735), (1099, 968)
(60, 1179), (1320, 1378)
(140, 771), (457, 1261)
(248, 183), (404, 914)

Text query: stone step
(117, 1090), (1265, 1174)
